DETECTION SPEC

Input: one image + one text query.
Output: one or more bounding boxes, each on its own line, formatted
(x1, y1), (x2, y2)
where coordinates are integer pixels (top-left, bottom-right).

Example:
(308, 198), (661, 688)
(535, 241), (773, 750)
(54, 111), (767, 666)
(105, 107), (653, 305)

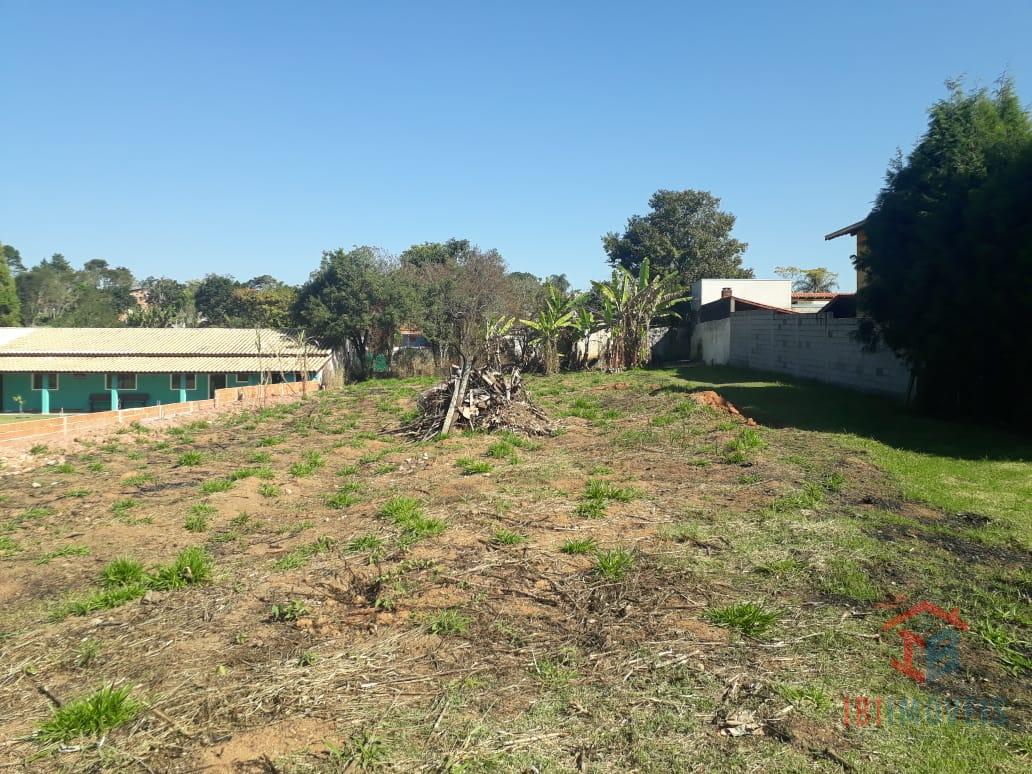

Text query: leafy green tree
(293, 247), (411, 379)
(194, 274), (240, 326)
(0, 242), (20, 325)
(858, 78), (1032, 425)
(603, 189), (752, 285)
(15, 254), (77, 324)
(125, 277), (189, 327)
(775, 266), (839, 292)
(232, 284), (297, 328)
(3, 243), (25, 274)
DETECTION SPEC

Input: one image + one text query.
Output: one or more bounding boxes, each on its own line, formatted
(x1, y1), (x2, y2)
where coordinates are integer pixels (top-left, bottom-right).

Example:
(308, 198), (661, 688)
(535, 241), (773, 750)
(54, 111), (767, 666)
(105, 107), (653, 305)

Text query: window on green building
(235, 373), (251, 384)
(170, 373), (197, 390)
(31, 373), (59, 390)
(105, 374), (137, 390)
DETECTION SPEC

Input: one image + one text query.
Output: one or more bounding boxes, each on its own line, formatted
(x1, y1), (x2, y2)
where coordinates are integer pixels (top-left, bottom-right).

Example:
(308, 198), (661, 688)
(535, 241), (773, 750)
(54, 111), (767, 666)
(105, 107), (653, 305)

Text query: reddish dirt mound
(689, 390), (757, 425)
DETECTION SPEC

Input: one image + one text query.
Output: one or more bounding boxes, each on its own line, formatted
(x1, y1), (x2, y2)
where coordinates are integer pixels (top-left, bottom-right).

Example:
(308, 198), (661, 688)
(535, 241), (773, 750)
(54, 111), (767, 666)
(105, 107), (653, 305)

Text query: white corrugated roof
(0, 327), (332, 373)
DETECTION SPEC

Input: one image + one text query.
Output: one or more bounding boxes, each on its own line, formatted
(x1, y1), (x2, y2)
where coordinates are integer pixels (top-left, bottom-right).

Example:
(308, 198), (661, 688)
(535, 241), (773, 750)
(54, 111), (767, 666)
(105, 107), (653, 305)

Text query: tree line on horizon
(2, 76), (1025, 424)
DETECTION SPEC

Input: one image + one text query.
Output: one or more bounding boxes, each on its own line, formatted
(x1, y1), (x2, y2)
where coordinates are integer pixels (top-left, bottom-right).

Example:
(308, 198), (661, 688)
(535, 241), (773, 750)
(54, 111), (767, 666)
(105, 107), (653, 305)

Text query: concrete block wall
(727, 311), (910, 397)
(0, 381), (320, 447)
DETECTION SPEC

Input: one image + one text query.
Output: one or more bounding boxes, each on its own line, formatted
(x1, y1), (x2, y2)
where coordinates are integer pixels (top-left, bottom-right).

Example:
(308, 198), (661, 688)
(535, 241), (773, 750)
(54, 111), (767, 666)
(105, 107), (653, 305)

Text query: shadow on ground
(658, 364), (1032, 462)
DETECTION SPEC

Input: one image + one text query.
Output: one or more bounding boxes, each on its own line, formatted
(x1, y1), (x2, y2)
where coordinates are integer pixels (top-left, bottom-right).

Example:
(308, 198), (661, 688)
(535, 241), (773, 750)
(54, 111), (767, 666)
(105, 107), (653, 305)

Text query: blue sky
(2, 1), (1030, 292)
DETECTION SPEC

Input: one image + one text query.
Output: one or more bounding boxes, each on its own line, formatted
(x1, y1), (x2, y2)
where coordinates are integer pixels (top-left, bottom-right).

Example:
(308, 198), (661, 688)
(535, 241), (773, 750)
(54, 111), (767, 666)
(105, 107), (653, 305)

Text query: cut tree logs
(396, 366), (558, 440)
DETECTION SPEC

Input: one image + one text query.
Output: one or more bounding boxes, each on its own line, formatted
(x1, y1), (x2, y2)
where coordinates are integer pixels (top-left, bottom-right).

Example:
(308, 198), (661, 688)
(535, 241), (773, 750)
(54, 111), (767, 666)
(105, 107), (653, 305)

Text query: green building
(0, 328), (332, 414)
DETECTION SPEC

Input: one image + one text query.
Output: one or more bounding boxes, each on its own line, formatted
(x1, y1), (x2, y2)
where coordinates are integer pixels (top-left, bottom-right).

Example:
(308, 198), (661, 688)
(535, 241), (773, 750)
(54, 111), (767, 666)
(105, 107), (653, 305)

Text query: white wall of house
(691, 279), (792, 310)
(690, 318), (731, 364)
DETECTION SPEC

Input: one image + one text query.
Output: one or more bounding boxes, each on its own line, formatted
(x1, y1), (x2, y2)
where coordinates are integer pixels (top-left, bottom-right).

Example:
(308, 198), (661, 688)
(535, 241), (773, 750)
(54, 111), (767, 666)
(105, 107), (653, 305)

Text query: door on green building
(209, 373), (226, 398)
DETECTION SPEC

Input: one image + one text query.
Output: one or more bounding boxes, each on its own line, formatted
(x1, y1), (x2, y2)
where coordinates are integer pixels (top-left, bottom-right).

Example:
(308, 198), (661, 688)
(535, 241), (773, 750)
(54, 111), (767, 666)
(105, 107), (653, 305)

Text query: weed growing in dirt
(247, 451), (272, 464)
(274, 536), (336, 570)
(184, 512), (208, 532)
(200, 478), (234, 494)
(55, 463), (75, 474)
(337, 464), (360, 477)
(425, 609), (471, 636)
(456, 457), (493, 475)
(0, 536), (19, 557)
(257, 435), (284, 446)
(818, 558), (880, 602)
(347, 534), (385, 554)
(177, 451), (205, 466)
(149, 547), (213, 590)
(35, 684), (143, 744)
(379, 497), (446, 544)
(706, 602), (779, 636)
(325, 732), (387, 770)
(86, 461), (105, 473)
(258, 483), (280, 498)
(593, 548), (634, 580)
(723, 427), (765, 464)
(560, 538), (597, 555)
(36, 545), (90, 565)
(73, 639), (101, 668)
(576, 478), (639, 517)
(122, 473), (155, 487)
(778, 684), (832, 712)
(102, 557), (147, 587)
(325, 487), (360, 509)
(110, 498), (138, 516)
(29, 444), (48, 456)
(66, 488), (90, 498)
(492, 528), (527, 545)
(532, 653), (579, 686)
(269, 600), (309, 621)
(289, 450), (324, 477)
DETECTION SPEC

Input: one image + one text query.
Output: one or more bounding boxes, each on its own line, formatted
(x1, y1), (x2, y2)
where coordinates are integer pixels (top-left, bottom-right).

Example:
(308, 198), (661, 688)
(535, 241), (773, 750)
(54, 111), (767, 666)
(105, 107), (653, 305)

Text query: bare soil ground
(0, 368), (1028, 772)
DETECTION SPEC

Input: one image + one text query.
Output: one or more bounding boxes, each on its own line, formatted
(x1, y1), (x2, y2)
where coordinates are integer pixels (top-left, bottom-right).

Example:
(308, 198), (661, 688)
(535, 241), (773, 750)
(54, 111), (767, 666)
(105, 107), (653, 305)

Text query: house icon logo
(881, 601), (969, 683)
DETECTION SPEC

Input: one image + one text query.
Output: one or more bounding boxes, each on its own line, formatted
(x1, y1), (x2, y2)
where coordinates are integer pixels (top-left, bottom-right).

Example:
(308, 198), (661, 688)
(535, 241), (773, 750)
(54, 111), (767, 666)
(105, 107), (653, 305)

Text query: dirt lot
(0, 367), (1028, 772)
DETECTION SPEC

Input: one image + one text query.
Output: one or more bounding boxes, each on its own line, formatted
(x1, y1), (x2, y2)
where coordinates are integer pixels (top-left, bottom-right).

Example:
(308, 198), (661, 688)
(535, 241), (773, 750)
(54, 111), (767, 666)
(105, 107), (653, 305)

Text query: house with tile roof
(0, 328), (332, 414)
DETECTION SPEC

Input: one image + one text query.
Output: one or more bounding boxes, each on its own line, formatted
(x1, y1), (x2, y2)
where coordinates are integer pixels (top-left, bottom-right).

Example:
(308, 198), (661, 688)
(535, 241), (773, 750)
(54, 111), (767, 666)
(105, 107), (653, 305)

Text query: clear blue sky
(2, 1), (1030, 292)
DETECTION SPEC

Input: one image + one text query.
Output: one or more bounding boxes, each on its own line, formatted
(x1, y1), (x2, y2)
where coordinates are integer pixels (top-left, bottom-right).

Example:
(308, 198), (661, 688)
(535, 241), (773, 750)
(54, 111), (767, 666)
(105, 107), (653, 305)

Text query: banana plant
(591, 258), (688, 370)
(521, 285), (575, 375)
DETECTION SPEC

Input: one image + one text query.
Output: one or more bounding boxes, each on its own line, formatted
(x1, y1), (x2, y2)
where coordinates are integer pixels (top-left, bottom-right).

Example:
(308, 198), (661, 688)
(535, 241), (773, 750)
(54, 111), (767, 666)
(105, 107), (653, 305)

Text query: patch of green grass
(273, 536), (336, 570)
(325, 484), (361, 509)
(706, 601), (779, 637)
(723, 427), (766, 464)
(200, 478), (234, 494)
(346, 534), (385, 554)
(491, 528), (527, 545)
(532, 654), (579, 686)
(424, 609), (471, 636)
(593, 548), (634, 581)
(289, 450), (325, 477)
(257, 435), (284, 447)
(559, 538), (597, 555)
(65, 488), (91, 498)
(184, 512), (209, 532)
(110, 498), (138, 516)
(55, 584), (148, 618)
(456, 457), (493, 475)
(325, 732), (388, 770)
(54, 462), (75, 474)
(0, 536), (20, 556)
(122, 473), (155, 487)
(35, 684), (143, 744)
(258, 482), (281, 498)
(612, 429), (659, 448)
(566, 397), (601, 421)
(576, 478), (639, 517)
(36, 545), (90, 565)
(102, 557), (147, 587)
(29, 444), (48, 456)
(976, 617), (1032, 673)
(818, 558), (880, 603)
(148, 547), (213, 590)
(379, 497), (446, 543)
(337, 464), (360, 477)
(177, 451), (205, 466)
(86, 461), (106, 473)
(777, 684), (832, 712)
(247, 450), (273, 464)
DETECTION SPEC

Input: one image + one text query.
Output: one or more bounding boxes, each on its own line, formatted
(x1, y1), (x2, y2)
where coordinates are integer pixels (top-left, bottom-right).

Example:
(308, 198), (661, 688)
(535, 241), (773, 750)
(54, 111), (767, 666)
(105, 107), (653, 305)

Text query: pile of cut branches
(397, 366), (556, 440)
